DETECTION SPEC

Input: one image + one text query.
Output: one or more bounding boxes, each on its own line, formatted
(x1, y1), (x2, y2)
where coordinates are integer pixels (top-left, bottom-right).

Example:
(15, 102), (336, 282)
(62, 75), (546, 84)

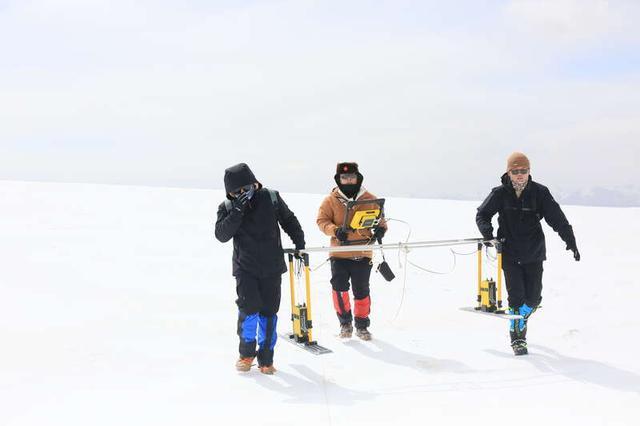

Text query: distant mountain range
(554, 185), (640, 207)
(429, 185), (640, 208)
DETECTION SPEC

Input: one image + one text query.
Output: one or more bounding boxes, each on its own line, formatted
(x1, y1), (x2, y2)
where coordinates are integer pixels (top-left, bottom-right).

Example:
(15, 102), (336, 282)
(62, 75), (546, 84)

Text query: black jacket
(476, 174), (576, 264)
(215, 188), (305, 277)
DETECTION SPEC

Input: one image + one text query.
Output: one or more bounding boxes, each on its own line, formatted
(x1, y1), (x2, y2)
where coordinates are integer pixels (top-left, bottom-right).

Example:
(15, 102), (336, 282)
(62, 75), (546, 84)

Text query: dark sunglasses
(232, 184), (254, 196)
(510, 169), (529, 175)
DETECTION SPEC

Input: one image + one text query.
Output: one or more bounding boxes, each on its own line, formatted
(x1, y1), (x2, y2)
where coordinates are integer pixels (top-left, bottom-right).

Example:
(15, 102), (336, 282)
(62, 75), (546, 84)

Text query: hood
(334, 172), (363, 199)
(224, 163), (261, 200)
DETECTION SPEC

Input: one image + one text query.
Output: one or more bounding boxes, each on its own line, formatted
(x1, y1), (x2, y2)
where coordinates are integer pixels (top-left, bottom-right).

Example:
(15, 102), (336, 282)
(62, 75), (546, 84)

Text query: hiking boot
(339, 323), (353, 338)
(259, 365), (277, 375)
(235, 356), (255, 372)
(355, 327), (372, 341)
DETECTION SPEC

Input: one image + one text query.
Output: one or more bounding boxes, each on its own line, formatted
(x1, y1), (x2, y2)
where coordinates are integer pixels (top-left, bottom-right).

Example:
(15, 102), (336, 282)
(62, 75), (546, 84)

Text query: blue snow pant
(235, 273), (281, 367)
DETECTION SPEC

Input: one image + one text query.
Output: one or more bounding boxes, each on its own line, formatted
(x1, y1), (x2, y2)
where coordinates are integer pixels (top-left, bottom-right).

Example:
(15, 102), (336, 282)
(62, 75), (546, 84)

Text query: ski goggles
(509, 168), (529, 175)
(232, 184), (255, 196)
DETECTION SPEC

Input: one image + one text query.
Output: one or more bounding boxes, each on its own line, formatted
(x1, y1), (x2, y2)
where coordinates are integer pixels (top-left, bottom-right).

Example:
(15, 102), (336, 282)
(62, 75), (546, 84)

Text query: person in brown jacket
(317, 162), (387, 341)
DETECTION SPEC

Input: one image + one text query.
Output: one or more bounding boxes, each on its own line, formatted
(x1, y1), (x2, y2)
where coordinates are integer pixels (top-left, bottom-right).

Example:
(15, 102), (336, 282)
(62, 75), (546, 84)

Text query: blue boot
(509, 304), (534, 356)
(509, 303), (534, 334)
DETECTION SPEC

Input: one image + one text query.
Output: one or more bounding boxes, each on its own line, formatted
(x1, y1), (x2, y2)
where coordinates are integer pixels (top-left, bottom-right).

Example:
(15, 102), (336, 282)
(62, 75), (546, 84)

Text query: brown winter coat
(317, 187), (387, 259)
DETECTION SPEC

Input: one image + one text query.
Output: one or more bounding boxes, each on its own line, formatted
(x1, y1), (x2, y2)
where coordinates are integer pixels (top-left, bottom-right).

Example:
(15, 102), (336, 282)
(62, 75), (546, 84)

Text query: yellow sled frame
(288, 253), (315, 343)
(476, 241), (506, 313)
(284, 252), (331, 354)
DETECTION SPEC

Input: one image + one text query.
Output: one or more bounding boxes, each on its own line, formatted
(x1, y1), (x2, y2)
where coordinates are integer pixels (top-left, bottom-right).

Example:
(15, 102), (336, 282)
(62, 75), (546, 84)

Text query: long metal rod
(497, 245), (503, 308)
(477, 243), (482, 306)
(284, 237), (495, 254)
(287, 254), (296, 316)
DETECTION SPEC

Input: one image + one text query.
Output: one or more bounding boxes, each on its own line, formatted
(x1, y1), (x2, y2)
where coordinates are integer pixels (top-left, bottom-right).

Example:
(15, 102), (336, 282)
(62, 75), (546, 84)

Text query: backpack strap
(266, 188), (280, 222)
(267, 188), (278, 208)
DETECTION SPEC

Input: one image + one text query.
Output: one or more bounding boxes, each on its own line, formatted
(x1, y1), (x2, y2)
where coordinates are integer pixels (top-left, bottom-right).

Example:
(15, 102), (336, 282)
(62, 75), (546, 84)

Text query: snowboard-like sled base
(279, 333), (333, 355)
(459, 306), (524, 319)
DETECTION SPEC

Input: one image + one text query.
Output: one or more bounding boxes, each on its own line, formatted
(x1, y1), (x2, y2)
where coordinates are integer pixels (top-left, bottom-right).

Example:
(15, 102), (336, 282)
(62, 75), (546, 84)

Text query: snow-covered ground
(1, 180), (638, 426)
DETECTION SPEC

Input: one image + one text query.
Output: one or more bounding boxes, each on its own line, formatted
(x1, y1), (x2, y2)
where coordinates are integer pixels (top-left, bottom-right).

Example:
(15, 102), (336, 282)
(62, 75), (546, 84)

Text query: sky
(1, 0), (639, 204)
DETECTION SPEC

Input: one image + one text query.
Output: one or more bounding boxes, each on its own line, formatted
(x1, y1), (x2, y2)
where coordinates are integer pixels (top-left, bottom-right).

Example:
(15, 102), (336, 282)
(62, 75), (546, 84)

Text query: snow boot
(235, 356), (255, 372)
(259, 365), (277, 375)
(355, 327), (372, 341)
(510, 328), (528, 355)
(511, 339), (528, 355)
(339, 323), (353, 338)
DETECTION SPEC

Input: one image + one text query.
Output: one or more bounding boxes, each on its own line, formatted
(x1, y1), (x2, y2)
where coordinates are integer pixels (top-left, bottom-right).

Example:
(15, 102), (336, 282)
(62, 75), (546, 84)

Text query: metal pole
(496, 241), (503, 308)
(477, 243), (482, 307)
(284, 237), (493, 255)
(287, 253), (296, 318)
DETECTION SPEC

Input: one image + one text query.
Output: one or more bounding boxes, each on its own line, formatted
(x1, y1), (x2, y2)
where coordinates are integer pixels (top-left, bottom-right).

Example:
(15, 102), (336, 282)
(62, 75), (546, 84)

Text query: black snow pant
(330, 257), (372, 330)
(502, 261), (544, 309)
(235, 273), (281, 367)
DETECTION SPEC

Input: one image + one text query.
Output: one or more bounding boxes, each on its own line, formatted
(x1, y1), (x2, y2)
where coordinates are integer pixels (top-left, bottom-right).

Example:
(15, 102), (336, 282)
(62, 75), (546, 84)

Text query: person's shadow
(486, 344), (640, 394)
(346, 337), (474, 374)
(250, 363), (375, 405)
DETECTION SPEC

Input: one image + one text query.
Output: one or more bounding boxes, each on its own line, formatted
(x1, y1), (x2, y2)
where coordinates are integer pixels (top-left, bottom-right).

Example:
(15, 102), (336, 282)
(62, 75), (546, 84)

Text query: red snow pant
(330, 257), (372, 330)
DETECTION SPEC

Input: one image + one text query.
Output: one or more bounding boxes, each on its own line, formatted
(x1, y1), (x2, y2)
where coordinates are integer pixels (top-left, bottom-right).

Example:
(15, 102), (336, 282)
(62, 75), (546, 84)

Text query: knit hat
(506, 152), (530, 171)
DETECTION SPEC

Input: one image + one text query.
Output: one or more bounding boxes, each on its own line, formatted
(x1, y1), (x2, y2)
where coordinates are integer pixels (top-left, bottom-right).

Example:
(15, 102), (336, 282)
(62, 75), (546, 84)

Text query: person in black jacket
(476, 152), (580, 355)
(215, 163), (305, 374)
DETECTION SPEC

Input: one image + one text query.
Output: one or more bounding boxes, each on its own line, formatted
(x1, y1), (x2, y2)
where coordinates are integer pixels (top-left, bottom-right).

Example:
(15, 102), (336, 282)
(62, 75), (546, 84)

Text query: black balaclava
(334, 162), (363, 200)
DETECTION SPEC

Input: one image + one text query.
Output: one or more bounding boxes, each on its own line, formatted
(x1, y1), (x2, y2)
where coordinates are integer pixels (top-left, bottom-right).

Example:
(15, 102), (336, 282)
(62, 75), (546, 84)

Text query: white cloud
(504, 0), (637, 45)
(0, 1), (638, 203)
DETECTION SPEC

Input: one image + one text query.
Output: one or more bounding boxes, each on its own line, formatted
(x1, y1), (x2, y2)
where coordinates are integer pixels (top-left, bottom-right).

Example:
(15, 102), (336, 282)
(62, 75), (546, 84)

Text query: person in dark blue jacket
(476, 152), (580, 355)
(215, 163), (305, 374)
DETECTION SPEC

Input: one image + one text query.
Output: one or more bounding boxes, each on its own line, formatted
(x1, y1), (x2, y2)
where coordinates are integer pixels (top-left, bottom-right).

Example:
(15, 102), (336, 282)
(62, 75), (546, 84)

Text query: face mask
(511, 179), (527, 193)
(339, 183), (360, 199)
(233, 184), (255, 199)
(245, 185), (255, 200)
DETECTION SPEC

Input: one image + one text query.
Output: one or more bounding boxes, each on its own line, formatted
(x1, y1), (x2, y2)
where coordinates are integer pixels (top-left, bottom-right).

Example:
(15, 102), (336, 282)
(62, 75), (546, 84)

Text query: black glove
(483, 236), (494, 248)
(566, 238), (580, 261)
(335, 228), (348, 242)
(232, 192), (250, 213)
(294, 243), (305, 260)
(372, 227), (386, 242)
(567, 244), (580, 261)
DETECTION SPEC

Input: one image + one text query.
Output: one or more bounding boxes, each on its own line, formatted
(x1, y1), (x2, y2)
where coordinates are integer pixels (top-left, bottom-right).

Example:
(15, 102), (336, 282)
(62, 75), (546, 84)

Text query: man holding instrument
(317, 162), (387, 341)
